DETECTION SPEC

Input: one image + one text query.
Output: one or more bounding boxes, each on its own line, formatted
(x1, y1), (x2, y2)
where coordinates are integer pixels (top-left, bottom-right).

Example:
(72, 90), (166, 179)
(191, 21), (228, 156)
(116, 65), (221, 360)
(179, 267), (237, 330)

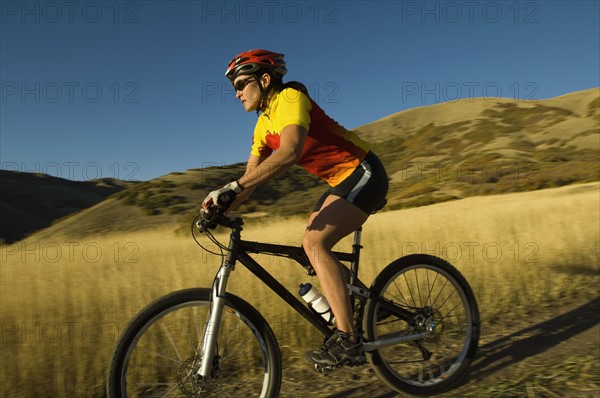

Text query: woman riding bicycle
(202, 49), (389, 368)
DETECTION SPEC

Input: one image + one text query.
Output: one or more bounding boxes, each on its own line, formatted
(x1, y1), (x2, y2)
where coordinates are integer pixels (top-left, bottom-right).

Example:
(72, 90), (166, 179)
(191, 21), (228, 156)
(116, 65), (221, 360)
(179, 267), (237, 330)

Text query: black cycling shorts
(313, 151), (389, 215)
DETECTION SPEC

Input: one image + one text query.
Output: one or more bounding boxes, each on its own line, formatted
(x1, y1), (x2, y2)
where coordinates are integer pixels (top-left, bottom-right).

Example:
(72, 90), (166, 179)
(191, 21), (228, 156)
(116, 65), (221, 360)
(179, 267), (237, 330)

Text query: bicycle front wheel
(107, 288), (281, 398)
(365, 254), (480, 396)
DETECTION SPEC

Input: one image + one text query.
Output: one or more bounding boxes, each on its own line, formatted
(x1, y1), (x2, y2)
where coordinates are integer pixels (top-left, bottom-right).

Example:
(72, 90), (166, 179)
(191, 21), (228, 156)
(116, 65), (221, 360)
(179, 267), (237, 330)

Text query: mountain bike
(107, 209), (480, 397)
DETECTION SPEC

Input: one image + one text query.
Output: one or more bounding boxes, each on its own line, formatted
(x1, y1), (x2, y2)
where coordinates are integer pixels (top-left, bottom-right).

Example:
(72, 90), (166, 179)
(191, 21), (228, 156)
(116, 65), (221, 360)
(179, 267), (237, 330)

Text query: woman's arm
(226, 153), (265, 212)
(202, 124), (307, 212)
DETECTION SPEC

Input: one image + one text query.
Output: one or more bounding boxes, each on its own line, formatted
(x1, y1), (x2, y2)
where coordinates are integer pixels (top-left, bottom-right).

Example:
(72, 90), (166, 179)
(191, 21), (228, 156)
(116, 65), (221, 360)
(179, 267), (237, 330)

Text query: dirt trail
(279, 297), (600, 397)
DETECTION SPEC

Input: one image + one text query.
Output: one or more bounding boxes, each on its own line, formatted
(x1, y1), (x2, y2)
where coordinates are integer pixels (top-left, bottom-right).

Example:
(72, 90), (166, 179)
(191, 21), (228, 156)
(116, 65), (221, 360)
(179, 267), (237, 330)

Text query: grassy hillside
(360, 87), (599, 209)
(0, 171), (134, 243)
(1, 183), (598, 397)
(2, 87), (598, 241)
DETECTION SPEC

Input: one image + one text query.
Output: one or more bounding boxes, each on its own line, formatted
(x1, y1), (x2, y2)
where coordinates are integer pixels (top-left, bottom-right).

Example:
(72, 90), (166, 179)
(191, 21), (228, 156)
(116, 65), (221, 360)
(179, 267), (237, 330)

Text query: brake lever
(198, 210), (217, 230)
(198, 204), (231, 231)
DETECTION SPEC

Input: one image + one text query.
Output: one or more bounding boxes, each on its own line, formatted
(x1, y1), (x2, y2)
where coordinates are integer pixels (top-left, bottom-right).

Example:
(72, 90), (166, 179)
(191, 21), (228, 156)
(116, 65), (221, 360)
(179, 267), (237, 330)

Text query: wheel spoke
(414, 270), (423, 308)
(159, 322), (183, 362)
(403, 271), (417, 308)
(435, 285), (458, 312)
(136, 345), (182, 366)
(159, 380), (180, 397)
(424, 270), (432, 307)
(427, 272), (440, 307)
(392, 278), (410, 306)
(438, 299), (464, 324)
(429, 278), (450, 309)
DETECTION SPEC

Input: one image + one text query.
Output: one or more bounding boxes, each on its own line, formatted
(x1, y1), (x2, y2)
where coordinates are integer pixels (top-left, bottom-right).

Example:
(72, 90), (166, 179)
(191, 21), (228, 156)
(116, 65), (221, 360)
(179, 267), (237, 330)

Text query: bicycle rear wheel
(107, 288), (281, 398)
(365, 254), (480, 396)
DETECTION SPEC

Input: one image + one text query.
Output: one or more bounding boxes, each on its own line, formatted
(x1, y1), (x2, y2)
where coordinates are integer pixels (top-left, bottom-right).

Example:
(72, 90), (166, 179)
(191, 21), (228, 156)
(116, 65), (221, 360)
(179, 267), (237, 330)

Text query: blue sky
(1, 0), (599, 181)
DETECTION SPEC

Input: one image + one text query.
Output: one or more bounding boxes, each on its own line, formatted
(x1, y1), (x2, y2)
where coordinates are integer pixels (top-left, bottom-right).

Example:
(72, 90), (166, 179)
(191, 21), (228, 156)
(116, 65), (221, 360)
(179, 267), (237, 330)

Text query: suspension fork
(196, 265), (231, 378)
(195, 219), (242, 379)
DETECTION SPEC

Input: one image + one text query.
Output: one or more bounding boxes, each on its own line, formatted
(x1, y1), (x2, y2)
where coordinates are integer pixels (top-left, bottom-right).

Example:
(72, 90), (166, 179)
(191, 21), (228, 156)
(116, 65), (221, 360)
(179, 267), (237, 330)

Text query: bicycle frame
(196, 217), (426, 379)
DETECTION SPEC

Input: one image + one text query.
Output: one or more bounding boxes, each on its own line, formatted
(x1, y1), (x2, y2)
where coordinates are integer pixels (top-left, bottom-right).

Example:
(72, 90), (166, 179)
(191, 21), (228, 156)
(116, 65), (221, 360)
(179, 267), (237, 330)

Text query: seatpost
(349, 227), (363, 286)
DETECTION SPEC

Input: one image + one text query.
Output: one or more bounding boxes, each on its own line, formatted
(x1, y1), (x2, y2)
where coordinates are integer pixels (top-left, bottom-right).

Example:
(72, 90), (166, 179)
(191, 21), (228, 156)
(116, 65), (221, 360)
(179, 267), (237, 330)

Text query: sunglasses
(233, 77), (256, 92)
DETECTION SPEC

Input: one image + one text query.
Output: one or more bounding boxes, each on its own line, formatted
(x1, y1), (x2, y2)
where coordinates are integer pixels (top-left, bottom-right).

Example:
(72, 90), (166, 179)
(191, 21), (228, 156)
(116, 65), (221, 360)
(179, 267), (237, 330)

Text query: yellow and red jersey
(250, 88), (370, 186)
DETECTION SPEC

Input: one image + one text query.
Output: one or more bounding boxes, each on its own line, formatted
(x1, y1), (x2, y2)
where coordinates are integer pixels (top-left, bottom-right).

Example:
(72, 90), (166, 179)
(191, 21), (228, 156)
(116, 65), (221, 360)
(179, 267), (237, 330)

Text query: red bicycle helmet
(225, 49), (287, 80)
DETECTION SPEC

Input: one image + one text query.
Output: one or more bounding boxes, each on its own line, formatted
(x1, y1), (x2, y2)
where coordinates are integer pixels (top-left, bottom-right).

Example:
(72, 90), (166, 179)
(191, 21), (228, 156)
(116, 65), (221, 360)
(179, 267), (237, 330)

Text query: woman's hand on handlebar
(198, 205), (235, 231)
(199, 207), (220, 230)
(202, 181), (244, 213)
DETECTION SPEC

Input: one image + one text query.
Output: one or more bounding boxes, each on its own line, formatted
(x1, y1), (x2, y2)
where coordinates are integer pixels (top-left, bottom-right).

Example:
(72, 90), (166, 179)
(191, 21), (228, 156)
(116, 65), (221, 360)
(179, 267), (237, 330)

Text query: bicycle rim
(110, 291), (277, 397)
(367, 259), (478, 393)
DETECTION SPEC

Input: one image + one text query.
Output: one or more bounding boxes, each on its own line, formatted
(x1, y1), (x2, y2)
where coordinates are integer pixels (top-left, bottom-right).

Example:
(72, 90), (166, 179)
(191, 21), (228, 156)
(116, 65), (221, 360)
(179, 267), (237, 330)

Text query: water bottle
(298, 283), (336, 325)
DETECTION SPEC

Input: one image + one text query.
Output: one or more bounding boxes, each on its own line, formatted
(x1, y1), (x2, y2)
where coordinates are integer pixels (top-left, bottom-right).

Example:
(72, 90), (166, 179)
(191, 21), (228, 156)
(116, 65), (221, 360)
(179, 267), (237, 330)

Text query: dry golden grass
(1, 183), (599, 397)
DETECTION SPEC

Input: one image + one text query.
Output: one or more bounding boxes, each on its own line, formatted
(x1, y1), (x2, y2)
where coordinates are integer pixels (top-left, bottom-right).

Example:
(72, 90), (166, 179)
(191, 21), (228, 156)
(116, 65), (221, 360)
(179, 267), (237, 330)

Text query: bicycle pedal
(313, 363), (338, 374)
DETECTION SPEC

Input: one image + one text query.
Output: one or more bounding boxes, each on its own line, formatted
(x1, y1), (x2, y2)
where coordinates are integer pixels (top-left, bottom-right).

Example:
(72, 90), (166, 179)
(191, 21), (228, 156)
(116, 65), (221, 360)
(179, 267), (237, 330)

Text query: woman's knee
(302, 230), (330, 257)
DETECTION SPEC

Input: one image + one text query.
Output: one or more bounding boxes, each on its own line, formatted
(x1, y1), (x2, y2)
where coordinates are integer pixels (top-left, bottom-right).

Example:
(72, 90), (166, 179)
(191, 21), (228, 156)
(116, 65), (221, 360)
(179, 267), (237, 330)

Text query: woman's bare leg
(302, 194), (368, 339)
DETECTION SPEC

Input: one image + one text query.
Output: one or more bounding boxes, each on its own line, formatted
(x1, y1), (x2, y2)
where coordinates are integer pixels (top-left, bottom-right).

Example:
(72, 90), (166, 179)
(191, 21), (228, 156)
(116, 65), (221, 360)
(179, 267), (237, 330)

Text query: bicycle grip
(217, 191), (237, 209)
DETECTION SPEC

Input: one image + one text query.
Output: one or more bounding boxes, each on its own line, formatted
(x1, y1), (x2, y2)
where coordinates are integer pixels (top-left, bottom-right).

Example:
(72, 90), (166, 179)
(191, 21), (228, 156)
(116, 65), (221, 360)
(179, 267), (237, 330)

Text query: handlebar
(196, 206), (240, 231)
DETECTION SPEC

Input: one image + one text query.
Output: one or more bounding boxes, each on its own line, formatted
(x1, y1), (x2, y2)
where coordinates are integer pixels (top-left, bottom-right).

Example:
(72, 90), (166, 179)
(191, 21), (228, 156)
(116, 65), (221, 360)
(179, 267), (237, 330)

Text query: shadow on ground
(318, 296), (600, 397)
(470, 296), (600, 380)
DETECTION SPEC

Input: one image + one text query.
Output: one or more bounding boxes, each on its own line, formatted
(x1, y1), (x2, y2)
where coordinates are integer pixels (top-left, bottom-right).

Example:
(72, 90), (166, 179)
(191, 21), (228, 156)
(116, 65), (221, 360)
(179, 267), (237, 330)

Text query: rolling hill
(2, 87), (598, 242)
(0, 171), (134, 243)
(364, 87), (599, 207)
